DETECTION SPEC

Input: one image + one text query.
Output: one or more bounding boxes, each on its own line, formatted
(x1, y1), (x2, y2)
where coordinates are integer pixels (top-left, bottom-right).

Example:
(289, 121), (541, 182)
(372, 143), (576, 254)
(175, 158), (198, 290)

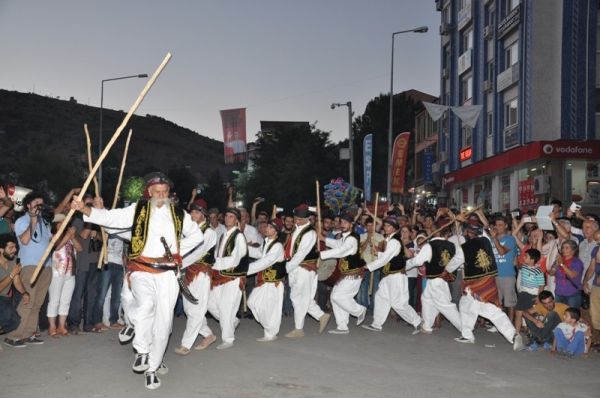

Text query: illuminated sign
(460, 147), (472, 162)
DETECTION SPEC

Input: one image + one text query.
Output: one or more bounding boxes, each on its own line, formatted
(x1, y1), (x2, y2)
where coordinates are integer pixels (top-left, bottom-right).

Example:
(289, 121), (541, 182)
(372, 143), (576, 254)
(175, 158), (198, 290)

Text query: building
(413, 98), (440, 206)
(435, 0), (600, 212)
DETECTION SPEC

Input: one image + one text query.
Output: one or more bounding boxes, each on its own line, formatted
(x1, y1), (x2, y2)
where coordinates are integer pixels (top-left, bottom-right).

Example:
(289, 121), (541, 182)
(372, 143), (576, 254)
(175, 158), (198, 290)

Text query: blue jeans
(68, 265), (100, 329)
(0, 296), (21, 333)
(357, 270), (380, 311)
(92, 263), (124, 325)
(553, 328), (586, 356)
(555, 293), (582, 309)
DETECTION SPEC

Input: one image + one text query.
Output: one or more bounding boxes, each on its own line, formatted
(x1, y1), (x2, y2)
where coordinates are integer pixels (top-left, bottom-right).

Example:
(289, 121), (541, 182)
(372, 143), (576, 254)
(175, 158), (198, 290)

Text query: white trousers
(288, 267), (325, 330)
(459, 293), (516, 342)
(181, 273), (214, 348)
(330, 277), (365, 331)
(207, 278), (242, 344)
(372, 273), (421, 329)
(248, 282), (284, 338)
(129, 271), (179, 372)
(120, 274), (135, 327)
(421, 278), (462, 332)
(47, 269), (75, 317)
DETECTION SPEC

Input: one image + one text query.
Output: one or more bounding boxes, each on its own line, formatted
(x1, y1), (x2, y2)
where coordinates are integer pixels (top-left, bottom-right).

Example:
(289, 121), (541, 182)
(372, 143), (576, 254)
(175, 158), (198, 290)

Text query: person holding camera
(4, 191), (52, 346)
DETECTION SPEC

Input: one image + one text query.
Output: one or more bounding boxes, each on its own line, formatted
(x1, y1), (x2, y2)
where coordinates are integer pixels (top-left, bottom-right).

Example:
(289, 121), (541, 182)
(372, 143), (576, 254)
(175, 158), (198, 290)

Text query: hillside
(0, 89), (235, 197)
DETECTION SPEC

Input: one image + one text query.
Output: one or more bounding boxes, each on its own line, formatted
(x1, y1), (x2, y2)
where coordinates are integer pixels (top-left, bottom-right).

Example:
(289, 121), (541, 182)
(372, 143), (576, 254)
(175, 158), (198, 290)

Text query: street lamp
(387, 26), (428, 202)
(331, 101), (354, 186)
(99, 73), (148, 193)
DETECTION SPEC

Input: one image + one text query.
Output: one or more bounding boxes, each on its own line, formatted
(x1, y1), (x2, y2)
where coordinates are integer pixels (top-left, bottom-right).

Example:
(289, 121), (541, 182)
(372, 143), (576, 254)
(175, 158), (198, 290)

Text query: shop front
(441, 140), (600, 213)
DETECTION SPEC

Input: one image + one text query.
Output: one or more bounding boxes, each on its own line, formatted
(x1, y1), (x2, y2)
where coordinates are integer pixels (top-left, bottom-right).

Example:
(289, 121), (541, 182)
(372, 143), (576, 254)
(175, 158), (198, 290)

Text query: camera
(36, 204), (55, 224)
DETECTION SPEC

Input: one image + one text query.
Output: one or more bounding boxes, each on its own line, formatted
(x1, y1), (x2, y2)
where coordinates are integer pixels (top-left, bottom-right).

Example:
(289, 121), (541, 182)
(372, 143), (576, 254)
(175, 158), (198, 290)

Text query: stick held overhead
(30, 53), (173, 284)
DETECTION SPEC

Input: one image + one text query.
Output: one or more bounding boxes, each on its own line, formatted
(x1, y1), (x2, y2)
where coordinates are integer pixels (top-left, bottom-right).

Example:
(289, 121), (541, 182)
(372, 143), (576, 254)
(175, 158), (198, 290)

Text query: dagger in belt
(160, 237), (199, 304)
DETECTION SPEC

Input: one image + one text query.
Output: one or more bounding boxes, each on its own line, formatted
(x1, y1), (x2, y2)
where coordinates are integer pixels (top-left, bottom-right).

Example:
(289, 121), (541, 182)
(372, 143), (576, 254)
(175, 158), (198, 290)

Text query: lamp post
(99, 73), (148, 193)
(331, 101), (354, 186)
(387, 26), (428, 202)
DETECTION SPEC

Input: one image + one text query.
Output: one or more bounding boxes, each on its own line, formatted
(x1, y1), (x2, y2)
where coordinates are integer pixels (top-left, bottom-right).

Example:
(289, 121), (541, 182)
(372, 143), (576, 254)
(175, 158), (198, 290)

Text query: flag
(220, 108), (247, 164)
(423, 102), (449, 122)
(363, 134), (373, 201)
(451, 105), (483, 128)
(391, 132), (411, 194)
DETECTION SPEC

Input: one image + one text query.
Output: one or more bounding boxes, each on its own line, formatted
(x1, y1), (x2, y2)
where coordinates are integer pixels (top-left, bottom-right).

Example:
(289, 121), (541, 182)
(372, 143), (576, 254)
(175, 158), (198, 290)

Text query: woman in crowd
(549, 239), (584, 308)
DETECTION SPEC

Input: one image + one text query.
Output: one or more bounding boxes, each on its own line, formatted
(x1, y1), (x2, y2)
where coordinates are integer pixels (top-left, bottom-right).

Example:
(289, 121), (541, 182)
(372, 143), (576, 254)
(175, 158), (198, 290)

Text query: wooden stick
(111, 129), (133, 209)
(84, 124), (108, 268)
(30, 52), (172, 284)
(316, 180), (322, 253)
(368, 192), (379, 296)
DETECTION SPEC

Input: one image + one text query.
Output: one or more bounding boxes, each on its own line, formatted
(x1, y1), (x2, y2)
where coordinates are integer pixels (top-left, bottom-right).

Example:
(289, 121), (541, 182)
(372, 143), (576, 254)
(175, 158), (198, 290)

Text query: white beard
(150, 197), (172, 209)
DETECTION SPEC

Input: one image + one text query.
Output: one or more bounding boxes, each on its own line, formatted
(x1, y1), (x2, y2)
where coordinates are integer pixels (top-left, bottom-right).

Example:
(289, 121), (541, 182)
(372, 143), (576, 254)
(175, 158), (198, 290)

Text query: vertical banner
(423, 149), (434, 183)
(220, 108), (247, 164)
(363, 134), (373, 202)
(391, 132), (411, 194)
(518, 178), (537, 210)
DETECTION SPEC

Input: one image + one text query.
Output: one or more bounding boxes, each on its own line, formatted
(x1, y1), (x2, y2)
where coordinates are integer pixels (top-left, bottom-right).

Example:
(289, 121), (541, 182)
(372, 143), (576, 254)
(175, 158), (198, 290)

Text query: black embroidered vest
(197, 222), (215, 264)
(424, 239), (456, 279)
(294, 225), (318, 263)
(382, 234), (406, 276)
(129, 199), (184, 259)
(260, 239), (287, 283)
(219, 229), (249, 277)
(338, 232), (366, 274)
(461, 237), (498, 280)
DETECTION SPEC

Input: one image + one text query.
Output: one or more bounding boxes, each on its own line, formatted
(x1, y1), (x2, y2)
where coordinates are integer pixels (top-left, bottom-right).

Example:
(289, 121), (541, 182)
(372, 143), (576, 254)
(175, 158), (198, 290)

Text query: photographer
(5, 191), (53, 346)
(0, 182), (15, 233)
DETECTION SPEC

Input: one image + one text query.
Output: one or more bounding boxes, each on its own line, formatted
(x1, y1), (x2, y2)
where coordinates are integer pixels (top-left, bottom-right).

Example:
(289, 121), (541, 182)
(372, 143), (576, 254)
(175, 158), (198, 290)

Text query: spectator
(68, 194), (102, 333)
(208, 208), (226, 242)
(583, 230), (600, 348)
(514, 249), (545, 333)
(5, 191), (52, 345)
(552, 307), (591, 357)
(579, 219), (598, 291)
(357, 216), (384, 310)
(0, 182), (15, 234)
(549, 240), (584, 308)
(1, 233), (30, 347)
(47, 214), (81, 337)
(92, 235), (124, 331)
(523, 290), (567, 351)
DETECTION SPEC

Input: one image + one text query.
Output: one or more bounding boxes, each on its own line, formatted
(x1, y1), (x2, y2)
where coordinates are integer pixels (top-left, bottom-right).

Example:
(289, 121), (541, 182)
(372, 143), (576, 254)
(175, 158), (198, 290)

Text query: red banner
(391, 132), (411, 194)
(518, 179), (538, 210)
(220, 108), (247, 164)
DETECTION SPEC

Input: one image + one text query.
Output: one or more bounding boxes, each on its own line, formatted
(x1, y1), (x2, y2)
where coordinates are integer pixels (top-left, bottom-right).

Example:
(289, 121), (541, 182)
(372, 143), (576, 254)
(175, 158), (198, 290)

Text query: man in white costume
(71, 172), (203, 390)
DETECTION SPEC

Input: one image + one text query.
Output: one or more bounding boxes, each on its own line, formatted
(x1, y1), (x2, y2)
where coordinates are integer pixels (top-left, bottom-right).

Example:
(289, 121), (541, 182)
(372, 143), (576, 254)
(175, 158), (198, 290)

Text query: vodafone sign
(541, 141), (599, 158)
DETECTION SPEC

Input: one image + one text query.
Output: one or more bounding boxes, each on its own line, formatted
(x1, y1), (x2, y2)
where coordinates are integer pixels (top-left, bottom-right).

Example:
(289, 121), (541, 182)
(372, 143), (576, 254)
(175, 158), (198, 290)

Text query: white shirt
(366, 232), (401, 272)
(286, 223), (316, 273)
(242, 223), (263, 246)
(320, 231), (358, 260)
(85, 203), (203, 267)
(212, 226), (248, 271)
(182, 221), (217, 269)
(247, 237), (284, 276)
(406, 237), (464, 274)
(210, 223), (227, 242)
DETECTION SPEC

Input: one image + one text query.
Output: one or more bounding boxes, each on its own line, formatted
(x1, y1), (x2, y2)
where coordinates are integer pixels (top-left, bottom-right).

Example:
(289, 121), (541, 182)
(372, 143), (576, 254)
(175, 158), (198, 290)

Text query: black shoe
(4, 338), (26, 348)
(25, 336), (44, 345)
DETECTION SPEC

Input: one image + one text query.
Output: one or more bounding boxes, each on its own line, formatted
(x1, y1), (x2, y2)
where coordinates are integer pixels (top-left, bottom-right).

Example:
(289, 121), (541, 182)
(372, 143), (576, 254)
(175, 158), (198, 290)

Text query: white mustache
(150, 197), (172, 208)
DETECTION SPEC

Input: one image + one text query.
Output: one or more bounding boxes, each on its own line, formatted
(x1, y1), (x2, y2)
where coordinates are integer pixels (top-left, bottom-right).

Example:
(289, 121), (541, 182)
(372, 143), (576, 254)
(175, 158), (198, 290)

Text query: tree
(201, 169), (228, 210)
(240, 123), (344, 212)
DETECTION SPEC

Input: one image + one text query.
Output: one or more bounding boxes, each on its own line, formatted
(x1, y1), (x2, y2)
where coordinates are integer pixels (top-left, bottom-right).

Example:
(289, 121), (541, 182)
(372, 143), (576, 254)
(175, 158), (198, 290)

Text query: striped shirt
(519, 265), (545, 295)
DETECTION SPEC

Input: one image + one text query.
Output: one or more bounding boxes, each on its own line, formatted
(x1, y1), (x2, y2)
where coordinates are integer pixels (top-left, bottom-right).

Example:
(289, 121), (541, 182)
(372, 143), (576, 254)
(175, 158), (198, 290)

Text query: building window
(461, 75), (473, 103)
(486, 61), (494, 81)
(461, 28), (474, 53)
(487, 111), (494, 136)
(442, 6), (451, 24)
(508, 0), (520, 12)
(504, 97), (518, 129)
(504, 41), (519, 69)
(463, 126), (473, 147)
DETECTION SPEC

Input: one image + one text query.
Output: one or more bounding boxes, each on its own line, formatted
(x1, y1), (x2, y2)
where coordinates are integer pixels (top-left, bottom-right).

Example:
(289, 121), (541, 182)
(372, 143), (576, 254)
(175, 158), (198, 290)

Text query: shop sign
(460, 146), (473, 162)
(541, 142), (596, 157)
(497, 4), (521, 39)
(518, 178), (538, 209)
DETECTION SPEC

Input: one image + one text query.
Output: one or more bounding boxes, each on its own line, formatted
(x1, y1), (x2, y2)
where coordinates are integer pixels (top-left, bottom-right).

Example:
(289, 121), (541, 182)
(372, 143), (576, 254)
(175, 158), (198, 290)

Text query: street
(2, 314), (599, 398)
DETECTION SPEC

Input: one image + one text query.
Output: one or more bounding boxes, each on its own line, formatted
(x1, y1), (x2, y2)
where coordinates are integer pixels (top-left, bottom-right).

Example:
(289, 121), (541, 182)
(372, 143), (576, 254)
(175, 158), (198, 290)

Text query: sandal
(48, 327), (59, 338)
(57, 327), (69, 336)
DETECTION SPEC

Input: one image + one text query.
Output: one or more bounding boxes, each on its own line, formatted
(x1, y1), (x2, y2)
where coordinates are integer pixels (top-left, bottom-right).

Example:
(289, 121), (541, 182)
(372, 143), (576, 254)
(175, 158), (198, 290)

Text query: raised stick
(368, 192), (379, 296)
(30, 53), (172, 284)
(84, 123), (108, 267)
(111, 129), (133, 209)
(316, 180), (322, 253)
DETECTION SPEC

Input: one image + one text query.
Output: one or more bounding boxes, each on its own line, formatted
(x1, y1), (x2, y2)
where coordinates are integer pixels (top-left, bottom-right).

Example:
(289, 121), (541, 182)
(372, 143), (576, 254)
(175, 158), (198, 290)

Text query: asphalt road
(2, 314), (599, 398)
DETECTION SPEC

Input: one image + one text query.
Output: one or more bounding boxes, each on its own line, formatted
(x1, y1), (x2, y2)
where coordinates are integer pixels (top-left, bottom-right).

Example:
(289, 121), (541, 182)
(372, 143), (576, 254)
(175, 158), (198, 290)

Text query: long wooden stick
(111, 129), (133, 209)
(30, 53), (172, 284)
(84, 124), (108, 267)
(316, 180), (322, 253)
(368, 192), (379, 296)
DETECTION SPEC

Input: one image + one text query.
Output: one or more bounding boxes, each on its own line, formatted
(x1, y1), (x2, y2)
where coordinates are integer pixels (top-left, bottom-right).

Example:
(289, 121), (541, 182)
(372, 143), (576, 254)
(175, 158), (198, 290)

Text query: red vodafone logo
(542, 144), (553, 154)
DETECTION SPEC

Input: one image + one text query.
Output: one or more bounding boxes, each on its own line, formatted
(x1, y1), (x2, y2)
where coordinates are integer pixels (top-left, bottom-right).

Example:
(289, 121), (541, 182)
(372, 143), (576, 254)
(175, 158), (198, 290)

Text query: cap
(190, 199), (208, 214)
(225, 207), (241, 221)
(382, 217), (399, 229)
(340, 212), (354, 224)
(293, 204), (310, 218)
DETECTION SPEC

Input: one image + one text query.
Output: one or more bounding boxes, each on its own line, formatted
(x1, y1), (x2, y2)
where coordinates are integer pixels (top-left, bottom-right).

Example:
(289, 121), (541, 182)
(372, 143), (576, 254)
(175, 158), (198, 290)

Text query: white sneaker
(256, 336), (277, 342)
(118, 326), (135, 344)
(157, 363), (168, 375)
(216, 342), (234, 350)
(513, 334), (525, 351)
(454, 337), (475, 344)
(362, 324), (382, 332)
(328, 328), (350, 335)
(144, 371), (161, 390)
(132, 353), (149, 373)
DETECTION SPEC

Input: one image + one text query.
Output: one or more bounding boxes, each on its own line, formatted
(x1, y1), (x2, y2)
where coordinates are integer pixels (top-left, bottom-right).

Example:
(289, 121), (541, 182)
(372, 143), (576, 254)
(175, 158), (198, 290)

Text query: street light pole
(331, 101), (354, 186)
(386, 26), (428, 202)
(99, 73), (148, 193)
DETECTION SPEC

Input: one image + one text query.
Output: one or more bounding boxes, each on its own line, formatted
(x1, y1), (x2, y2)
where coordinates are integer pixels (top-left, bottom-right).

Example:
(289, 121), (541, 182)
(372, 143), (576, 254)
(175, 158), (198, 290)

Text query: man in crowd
(71, 172), (204, 390)
(175, 201), (218, 355)
(207, 208), (248, 350)
(284, 204), (330, 338)
(5, 191), (52, 346)
(523, 290), (568, 351)
(92, 234), (125, 331)
(1, 233), (30, 348)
